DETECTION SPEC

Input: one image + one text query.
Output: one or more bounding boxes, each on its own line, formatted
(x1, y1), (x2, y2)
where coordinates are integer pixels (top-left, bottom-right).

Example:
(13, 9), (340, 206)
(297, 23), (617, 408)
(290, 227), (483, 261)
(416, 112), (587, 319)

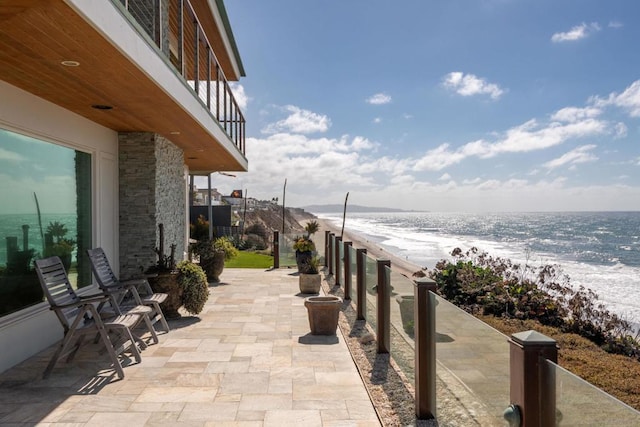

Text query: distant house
(0, 0), (246, 373)
(193, 187), (224, 206)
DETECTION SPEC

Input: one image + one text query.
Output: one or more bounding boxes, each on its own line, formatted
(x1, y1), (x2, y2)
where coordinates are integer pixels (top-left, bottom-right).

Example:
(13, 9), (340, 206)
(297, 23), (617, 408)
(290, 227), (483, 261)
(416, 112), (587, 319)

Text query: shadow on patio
(0, 268), (380, 426)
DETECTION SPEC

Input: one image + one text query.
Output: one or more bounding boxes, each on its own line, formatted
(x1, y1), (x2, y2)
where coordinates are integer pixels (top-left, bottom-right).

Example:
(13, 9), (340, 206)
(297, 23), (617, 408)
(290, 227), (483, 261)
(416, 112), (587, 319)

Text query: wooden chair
(35, 256), (142, 379)
(87, 248), (170, 341)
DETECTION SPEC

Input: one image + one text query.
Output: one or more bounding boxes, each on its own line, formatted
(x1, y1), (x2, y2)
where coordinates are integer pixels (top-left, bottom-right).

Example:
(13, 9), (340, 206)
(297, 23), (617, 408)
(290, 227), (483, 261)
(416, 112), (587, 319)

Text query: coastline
(311, 216), (424, 280)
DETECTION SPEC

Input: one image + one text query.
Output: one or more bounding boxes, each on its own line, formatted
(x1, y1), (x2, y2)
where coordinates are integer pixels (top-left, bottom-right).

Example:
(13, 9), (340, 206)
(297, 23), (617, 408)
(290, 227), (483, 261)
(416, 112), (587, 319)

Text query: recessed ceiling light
(91, 104), (113, 110)
(170, 131), (181, 135)
(61, 60), (80, 67)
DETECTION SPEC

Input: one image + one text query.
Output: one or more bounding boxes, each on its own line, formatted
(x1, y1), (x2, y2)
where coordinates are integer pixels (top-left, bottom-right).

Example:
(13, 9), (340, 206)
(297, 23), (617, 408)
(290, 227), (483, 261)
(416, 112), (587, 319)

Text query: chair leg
(66, 335), (86, 363)
(43, 335), (75, 379)
(154, 303), (171, 333)
(142, 314), (159, 345)
(97, 326), (126, 379)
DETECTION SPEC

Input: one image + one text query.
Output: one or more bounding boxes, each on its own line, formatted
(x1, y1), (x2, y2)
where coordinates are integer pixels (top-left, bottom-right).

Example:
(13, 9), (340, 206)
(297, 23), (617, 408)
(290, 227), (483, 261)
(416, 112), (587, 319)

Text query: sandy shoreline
(308, 216), (424, 279)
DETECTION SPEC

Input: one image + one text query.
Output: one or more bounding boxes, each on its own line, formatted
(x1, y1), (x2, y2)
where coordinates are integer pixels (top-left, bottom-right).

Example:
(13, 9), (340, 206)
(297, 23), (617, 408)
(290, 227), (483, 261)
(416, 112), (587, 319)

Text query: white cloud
(592, 80), (640, 117)
(438, 173), (452, 181)
(366, 93), (392, 105)
(228, 83), (249, 110)
(413, 117), (608, 171)
(543, 145), (598, 170)
(614, 122), (628, 138)
(551, 106), (601, 123)
(0, 148), (24, 161)
(261, 105), (331, 134)
(442, 72), (504, 100)
(551, 22), (601, 42)
(609, 21), (623, 29)
(373, 117), (382, 124)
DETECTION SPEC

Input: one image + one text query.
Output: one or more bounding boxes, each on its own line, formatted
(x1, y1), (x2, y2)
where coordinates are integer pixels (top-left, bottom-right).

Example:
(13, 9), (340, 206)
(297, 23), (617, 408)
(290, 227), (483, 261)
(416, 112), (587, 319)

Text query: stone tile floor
(0, 268), (380, 426)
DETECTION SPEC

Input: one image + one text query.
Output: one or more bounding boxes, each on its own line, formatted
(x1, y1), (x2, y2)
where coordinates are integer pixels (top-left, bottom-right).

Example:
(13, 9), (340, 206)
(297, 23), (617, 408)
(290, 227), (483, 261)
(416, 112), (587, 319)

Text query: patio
(0, 268), (380, 426)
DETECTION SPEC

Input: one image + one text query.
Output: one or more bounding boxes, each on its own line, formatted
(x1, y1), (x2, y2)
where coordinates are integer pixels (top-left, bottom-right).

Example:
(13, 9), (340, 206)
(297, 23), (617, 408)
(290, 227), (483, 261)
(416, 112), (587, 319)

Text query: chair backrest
(34, 256), (81, 333)
(87, 247), (119, 290)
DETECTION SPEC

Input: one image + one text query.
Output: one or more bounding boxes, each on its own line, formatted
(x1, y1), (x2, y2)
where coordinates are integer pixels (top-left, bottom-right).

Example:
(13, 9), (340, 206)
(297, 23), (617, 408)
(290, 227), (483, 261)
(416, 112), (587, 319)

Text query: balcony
(0, 0), (247, 173)
(117, 0), (246, 161)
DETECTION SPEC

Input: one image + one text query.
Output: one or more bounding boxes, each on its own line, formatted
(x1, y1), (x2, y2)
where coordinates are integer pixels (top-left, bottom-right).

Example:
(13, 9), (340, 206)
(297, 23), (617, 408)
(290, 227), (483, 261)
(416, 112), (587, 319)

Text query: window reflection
(0, 129), (92, 317)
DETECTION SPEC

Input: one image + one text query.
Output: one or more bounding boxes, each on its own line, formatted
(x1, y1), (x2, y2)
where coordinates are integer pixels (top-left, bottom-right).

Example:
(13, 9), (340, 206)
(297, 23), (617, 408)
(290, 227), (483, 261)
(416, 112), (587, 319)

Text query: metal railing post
(356, 248), (367, 320)
(508, 331), (558, 427)
(376, 259), (391, 354)
(328, 233), (334, 275)
(273, 230), (279, 269)
(414, 277), (437, 420)
(334, 236), (342, 287)
(324, 230), (330, 267)
(343, 241), (352, 300)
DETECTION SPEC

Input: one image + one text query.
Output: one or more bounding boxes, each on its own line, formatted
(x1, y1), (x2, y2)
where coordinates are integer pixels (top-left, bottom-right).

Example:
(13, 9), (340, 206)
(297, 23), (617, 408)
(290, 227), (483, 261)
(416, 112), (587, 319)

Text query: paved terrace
(0, 268), (380, 426)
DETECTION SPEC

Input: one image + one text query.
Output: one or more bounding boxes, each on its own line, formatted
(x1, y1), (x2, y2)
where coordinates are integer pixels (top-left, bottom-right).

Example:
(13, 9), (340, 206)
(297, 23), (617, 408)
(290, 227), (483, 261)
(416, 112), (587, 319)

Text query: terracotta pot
(299, 273), (321, 294)
(304, 296), (342, 336)
(147, 271), (182, 319)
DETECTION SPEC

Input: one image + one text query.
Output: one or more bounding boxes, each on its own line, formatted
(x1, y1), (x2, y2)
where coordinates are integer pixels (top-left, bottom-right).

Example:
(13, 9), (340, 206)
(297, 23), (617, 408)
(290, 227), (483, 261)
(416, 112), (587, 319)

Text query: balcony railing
(116, 0), (245, 155)
(272, 230), (640, 425)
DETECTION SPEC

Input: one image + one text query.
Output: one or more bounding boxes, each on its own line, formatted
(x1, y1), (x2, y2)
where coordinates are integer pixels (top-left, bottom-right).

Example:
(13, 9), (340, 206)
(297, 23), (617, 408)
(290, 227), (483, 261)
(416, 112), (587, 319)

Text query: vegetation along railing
(115, 0), (245, 155)
(274, 229), (640, 425)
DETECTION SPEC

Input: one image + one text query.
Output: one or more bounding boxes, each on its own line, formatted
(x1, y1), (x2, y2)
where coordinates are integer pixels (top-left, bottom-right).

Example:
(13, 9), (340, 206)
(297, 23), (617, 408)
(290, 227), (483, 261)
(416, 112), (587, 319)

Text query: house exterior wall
(118, 132), (186, 279)
(0, 82), (119, 374)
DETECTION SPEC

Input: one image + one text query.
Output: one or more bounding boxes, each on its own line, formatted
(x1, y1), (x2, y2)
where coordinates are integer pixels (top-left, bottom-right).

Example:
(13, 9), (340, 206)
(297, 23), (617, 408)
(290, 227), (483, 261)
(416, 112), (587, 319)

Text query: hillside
(241, 205), (314, 235)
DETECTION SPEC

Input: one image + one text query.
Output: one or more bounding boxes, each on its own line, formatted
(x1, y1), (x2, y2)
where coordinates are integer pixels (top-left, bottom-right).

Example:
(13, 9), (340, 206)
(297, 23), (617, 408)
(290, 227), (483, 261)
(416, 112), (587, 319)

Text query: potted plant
(299, 256), (321, 294)
(293, 236), (315, 273)
(176, 260), (209, 315)
(146, 223), (208, 318)
(293, 220), (320, 273)
(190, 236), (239, 282)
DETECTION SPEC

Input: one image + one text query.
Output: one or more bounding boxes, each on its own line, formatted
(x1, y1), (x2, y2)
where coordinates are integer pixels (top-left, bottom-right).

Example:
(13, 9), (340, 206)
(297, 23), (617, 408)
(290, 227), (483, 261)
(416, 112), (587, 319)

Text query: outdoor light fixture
(91, 104), (113, 110)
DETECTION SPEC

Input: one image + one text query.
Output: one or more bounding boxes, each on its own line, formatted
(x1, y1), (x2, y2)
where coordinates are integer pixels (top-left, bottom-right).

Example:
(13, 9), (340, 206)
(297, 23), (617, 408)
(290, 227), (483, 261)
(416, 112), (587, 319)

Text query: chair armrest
(51, 294), (109, 310)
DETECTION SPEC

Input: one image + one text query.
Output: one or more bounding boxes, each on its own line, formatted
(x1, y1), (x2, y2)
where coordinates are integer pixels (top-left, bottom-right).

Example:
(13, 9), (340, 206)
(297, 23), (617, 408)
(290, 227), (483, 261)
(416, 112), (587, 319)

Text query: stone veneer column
(118, 132), (185, 278)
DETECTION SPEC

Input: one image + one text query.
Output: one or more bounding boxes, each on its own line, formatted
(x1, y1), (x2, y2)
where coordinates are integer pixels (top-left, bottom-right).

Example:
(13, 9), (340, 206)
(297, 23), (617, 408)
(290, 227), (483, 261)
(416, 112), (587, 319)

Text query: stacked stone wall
(154, 135), (186, 262)
(118, 132), (185, 278)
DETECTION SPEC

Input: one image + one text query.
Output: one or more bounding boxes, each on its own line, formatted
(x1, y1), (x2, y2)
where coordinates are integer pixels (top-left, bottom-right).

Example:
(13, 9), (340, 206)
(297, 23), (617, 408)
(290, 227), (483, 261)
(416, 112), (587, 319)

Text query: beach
(310, 216), (424, 280)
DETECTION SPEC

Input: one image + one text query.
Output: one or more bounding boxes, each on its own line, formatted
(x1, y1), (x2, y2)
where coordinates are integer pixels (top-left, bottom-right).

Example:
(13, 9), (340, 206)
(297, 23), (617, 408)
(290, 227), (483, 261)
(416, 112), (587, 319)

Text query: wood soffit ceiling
(0, 0), (246, 173)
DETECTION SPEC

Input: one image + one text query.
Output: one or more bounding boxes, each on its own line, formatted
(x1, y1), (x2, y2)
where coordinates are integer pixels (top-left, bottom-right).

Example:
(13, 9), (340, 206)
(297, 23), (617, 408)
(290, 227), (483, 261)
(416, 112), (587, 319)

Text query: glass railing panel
(364, 254), (378, 329)
(347, 246), (358, 300)
(388, 267), (416, 383)
(543, 359), (640, 426)
(338, 242), (344, 282)
(278, 233), (300, 268)
(434, 294), (510, 425)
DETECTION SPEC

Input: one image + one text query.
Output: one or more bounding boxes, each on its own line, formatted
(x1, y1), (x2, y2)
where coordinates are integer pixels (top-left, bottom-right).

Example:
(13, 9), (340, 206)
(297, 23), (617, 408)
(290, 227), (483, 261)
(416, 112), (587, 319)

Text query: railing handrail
(116, 0), (245, 155)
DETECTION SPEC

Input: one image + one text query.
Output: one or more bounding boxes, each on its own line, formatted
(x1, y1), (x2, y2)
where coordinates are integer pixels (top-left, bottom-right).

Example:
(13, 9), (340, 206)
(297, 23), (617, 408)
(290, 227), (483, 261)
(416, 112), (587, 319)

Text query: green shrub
(430, 247), (640, 359)
(176, 260), (208, 315)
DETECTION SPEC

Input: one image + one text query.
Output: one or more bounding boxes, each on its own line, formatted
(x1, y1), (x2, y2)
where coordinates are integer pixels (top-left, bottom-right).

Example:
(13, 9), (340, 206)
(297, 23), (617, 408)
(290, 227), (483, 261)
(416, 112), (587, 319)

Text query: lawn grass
(225, 250), (273, 268)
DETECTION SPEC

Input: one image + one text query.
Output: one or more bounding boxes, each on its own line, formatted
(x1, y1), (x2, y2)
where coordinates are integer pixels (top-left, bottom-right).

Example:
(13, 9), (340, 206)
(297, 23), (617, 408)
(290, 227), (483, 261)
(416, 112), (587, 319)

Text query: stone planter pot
(147, 271), (182, 319)
(201, 250), (225, 282)
(295, 250), (313, 273)
(299, 273), (321, 294)
(304, 296), (342, 336)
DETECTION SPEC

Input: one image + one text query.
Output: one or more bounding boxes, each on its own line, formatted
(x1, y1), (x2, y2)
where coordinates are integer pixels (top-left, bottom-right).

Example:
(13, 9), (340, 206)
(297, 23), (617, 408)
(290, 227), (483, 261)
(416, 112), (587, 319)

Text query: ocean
(318, 211), (640, 324)
(0, 213), (77, 265)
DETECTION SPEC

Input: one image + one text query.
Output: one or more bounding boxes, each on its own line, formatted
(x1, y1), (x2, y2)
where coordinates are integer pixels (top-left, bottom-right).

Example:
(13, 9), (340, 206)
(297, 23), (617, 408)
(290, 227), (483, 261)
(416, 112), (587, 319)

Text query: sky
(210, 0), (640, 212)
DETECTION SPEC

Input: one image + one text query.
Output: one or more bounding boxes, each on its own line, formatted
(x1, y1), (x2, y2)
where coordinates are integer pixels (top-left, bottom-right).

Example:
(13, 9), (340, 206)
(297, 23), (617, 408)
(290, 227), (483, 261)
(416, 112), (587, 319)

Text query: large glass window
(0, 129), (92, 317)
